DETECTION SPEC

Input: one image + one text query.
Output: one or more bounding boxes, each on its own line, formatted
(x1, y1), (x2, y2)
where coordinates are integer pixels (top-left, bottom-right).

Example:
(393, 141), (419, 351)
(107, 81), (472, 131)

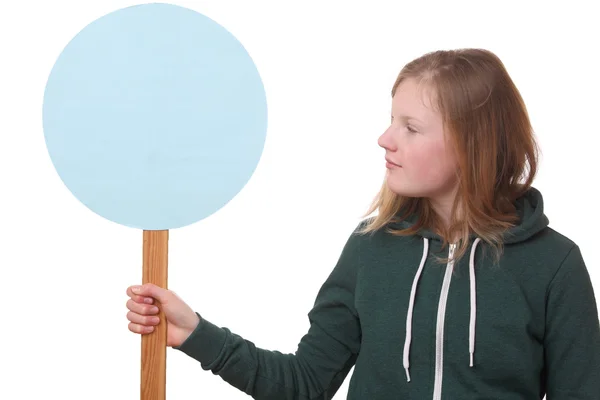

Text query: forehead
(392, 79), (439, 122)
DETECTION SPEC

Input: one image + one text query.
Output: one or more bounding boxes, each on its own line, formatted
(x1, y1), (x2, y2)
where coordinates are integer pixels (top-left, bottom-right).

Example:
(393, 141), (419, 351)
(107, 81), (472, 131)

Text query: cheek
(405, 142), (456, 183)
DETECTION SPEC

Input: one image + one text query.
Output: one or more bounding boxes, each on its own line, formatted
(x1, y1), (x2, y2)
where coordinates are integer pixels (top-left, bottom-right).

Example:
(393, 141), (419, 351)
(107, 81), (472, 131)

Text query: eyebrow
(391, 114), (424, 124)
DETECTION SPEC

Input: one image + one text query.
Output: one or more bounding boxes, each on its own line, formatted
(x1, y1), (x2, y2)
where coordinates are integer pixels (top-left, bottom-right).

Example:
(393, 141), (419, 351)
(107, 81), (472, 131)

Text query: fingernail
(132, 286), (141, 294)
(144, 298), (153, 304)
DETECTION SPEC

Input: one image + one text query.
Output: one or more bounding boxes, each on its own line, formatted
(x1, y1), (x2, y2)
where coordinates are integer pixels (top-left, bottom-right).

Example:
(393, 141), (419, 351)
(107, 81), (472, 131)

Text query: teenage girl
(125, 48), (600, 399)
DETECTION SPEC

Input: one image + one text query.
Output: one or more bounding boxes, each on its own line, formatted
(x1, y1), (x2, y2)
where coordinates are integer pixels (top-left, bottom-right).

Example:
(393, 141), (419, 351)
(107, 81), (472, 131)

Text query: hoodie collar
(389, 186), (549, 245)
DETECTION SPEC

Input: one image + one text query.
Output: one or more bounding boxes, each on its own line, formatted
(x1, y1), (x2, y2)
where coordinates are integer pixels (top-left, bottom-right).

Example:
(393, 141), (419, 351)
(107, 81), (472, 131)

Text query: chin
(386, 177), (458, 203)
(385, 180), (422, 198)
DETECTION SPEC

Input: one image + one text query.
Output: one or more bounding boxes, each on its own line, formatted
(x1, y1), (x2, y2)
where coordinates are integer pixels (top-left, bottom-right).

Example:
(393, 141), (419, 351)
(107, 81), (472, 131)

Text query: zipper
(432, 243), (456, 400)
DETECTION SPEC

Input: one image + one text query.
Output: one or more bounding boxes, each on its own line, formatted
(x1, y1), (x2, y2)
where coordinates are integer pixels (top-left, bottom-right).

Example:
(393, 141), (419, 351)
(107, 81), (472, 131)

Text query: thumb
(133, 283), (170, 303)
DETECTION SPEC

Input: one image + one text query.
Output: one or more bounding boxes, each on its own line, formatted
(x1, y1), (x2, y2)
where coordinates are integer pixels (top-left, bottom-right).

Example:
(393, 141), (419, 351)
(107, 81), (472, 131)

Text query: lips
(385, 158), (401, 167)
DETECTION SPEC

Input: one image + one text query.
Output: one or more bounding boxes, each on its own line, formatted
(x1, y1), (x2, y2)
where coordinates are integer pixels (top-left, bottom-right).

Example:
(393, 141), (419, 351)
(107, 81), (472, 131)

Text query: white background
(1, 1), (598, 399)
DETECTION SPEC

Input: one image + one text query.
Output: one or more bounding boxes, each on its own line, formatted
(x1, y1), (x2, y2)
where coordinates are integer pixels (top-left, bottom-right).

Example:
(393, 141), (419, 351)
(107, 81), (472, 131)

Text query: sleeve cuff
(173, 312), (227, 366)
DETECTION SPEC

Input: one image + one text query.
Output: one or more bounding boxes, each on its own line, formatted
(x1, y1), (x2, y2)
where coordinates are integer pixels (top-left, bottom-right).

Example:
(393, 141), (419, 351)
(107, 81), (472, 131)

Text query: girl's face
(378, 79), (459, 203)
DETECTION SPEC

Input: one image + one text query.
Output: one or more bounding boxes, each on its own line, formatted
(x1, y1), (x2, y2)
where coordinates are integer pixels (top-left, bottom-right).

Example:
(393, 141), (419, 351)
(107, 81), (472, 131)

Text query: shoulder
(508, 225), (587, 290)
(347, 215), (420, 257)
(536, 227), (589, 282)
(525, 225), (578, 256)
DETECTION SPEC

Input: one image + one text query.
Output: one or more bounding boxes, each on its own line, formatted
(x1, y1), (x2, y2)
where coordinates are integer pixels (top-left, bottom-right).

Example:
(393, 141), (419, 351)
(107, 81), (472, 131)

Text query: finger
(131, 283), (170, 304)
(134, 295), (155, 305)
(128, 322), (155, 334)
(126, 286), (155, 305)
(127, 310), (160, 327)
(126, 299), (160, 315)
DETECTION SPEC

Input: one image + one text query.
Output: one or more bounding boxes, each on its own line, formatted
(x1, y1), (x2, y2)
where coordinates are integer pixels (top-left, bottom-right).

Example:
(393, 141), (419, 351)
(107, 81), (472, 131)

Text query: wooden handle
(142, 230), (169, 400)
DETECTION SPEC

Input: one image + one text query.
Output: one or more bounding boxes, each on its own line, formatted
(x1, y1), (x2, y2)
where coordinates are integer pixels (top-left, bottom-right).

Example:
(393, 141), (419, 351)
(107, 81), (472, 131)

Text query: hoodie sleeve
(173, 224), (364, 400)
(544, 244), (600, 399)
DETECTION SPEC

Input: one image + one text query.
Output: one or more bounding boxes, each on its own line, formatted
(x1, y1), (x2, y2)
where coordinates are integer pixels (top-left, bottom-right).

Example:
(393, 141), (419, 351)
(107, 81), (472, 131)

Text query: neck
(428, 184), (461, 239)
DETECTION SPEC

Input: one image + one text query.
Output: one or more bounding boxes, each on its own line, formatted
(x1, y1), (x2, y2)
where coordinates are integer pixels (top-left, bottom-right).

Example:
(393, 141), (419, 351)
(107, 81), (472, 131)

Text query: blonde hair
(359, 48), (540, 264)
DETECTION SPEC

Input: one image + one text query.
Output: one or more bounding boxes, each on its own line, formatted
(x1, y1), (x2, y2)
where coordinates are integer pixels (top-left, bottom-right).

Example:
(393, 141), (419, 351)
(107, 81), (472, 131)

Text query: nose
(378, 127), (396, 151)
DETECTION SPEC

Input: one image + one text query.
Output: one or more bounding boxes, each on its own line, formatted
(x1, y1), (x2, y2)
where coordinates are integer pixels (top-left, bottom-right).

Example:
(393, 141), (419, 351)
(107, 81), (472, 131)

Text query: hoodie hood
(389, 186), (549, 245)
(503, 186), (549, 243)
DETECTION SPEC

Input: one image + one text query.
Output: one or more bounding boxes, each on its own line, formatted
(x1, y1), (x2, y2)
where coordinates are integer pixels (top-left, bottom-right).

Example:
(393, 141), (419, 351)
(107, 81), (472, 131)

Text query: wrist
(179, 312), (201, 346)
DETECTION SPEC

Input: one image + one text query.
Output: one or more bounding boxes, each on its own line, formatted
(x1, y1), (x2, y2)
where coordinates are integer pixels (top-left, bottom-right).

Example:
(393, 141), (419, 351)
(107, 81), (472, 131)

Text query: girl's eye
(407, 125), (417, 133)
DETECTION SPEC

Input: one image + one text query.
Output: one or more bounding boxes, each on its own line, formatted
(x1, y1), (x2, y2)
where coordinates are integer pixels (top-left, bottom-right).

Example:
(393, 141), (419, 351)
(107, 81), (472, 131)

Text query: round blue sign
(42, 3), (268, 230)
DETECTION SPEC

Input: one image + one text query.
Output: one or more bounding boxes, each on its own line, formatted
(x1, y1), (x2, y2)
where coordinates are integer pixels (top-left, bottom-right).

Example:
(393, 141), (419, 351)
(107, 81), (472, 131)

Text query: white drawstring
(403, 237), (481, 382)
(469, 237), (481, 367)
(403, 237), (429, 382)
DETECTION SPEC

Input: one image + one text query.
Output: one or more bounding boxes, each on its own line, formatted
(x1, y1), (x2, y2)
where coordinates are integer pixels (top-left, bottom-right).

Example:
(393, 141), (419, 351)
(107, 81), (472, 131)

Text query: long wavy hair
(358, 48), (540, 263)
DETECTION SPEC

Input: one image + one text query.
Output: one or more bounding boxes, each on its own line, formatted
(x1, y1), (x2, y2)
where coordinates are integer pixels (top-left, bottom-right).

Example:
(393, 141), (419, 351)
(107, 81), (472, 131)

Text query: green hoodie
(174, 187), (600, 399)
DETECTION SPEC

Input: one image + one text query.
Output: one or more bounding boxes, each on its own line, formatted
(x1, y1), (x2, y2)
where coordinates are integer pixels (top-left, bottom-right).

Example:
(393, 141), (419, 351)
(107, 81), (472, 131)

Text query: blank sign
(43, 2), (268, 230)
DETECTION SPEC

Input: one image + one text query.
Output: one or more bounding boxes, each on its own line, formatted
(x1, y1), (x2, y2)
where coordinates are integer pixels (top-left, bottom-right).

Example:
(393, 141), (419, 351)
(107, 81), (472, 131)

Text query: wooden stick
(142, 230), (169, 400)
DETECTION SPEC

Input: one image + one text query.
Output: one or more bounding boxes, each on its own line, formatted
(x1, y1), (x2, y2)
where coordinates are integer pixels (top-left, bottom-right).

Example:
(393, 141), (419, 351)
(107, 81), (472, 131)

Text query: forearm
(175, 313), (356, 400)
